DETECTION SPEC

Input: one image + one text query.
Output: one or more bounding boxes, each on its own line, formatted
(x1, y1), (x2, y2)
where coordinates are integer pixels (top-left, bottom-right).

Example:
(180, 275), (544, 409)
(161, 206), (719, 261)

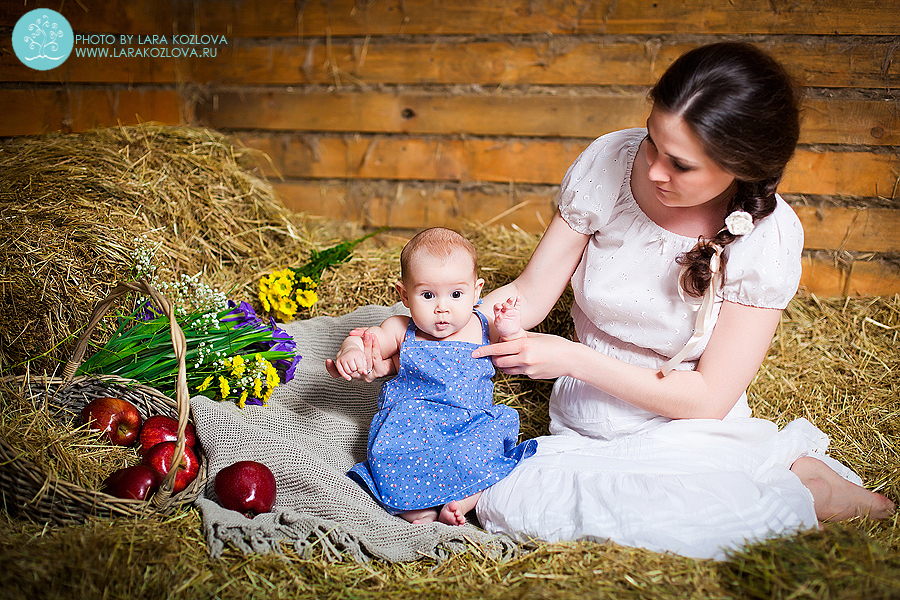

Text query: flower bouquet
(259, 228), (386, 321)
(78, 276), (301, 409)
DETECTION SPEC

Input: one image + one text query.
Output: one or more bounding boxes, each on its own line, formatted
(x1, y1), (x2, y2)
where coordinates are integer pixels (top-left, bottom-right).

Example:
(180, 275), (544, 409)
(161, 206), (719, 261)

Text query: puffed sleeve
(721, 196), (804, 309)
(557, 128), (645, 235)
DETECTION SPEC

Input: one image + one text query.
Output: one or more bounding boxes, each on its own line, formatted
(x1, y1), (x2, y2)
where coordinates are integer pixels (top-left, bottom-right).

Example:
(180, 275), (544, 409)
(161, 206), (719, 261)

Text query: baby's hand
(494, 296), (524, 340)
(327, 347), (370, 381)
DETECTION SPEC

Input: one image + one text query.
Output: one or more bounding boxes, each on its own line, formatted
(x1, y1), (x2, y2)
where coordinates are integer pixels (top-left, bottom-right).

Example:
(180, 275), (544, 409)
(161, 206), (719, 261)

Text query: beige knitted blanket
(192, 304), (520, 562)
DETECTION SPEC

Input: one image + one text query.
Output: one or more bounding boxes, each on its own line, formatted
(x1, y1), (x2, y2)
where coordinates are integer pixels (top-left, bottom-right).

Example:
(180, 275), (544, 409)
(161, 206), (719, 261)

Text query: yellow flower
(258, 289), (272, 312)
(266, 362), (279, 389)
(296, 288), (318, 308)
(218, 375), (230, 399)
(230, 354), (246, 377)
(274, 277), (292, 297)
(238, 389), (248, 409)
(274, 296), (298, 321)
(298, 275), (317, 290)
(197, 375), (214, 393)
(253, 377), (263, 399)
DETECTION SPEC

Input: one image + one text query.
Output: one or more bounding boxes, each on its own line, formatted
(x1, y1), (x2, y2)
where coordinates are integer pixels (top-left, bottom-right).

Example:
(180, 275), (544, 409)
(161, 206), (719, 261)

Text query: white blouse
(558, 128), (804, 371)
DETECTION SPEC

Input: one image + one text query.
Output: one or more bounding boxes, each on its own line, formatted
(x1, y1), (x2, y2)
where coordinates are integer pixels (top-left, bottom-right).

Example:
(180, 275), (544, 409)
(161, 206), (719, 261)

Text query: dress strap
(659, 245), (724, 376)
(404, 317), (418, 343)
(473, 309), (490, 345)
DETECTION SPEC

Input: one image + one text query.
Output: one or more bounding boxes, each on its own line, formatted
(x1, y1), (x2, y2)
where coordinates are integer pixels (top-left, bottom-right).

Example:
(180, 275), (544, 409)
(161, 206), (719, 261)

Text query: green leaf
(295, 227), (387, 282)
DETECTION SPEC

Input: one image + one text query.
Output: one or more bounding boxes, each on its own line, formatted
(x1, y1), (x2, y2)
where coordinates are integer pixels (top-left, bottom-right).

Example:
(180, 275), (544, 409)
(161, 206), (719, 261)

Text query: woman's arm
(482, 210), (590, 330)
(475, 300), (783, 420)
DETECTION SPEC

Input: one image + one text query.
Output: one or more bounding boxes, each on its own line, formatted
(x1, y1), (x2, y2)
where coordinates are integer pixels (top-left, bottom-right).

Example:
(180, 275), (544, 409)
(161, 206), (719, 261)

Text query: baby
(326, 227), (537, 525)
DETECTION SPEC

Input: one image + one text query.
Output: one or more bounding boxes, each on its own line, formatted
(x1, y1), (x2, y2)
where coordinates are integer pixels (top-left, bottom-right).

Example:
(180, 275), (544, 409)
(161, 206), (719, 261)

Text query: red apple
(81, 397), (142, 446)
(141, 441), (199, 494)
(138, 415), (197, 455)
(101, 465), (161, 501)
(215, 461), (277, 516)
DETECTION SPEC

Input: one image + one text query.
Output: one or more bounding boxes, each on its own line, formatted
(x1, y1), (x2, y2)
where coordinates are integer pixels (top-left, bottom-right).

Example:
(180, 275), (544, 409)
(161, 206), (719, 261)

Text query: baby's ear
(474, 277), (485, 299)
(395, 280), (410, 307)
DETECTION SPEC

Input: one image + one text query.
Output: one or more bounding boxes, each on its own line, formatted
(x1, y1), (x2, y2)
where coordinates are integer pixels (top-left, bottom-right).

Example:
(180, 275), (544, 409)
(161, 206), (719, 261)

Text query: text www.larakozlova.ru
(73, 34), (227, 58)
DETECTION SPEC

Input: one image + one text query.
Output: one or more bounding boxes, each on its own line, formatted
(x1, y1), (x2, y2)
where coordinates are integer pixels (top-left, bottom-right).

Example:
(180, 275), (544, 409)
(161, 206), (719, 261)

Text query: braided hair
(649, 42), (801, 297)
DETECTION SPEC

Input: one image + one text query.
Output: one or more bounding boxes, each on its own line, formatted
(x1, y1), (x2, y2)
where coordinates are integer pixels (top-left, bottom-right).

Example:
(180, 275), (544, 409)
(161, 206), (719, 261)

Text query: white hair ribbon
(659, 244), (724, 376)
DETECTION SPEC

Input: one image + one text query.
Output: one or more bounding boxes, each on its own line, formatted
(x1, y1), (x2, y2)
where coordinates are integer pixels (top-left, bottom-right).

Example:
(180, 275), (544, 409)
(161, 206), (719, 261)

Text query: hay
(0, 124), (326, 374)
(749, 295), (900, 513)
(0, 512), (897, 599)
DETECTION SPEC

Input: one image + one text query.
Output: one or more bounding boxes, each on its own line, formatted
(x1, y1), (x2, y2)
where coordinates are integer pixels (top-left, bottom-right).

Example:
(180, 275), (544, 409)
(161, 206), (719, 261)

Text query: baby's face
(397, 251), (483, 340)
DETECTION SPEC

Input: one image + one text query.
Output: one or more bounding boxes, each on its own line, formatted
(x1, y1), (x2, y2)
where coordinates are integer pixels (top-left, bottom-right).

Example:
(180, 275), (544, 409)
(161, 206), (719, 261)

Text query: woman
(358, 42), (893, 558)
(466, 42), (894, 558)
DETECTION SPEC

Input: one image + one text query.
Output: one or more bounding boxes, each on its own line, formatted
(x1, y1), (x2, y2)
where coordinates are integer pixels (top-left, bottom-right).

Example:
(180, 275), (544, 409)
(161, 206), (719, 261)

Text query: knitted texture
(193, 304), (519, 562)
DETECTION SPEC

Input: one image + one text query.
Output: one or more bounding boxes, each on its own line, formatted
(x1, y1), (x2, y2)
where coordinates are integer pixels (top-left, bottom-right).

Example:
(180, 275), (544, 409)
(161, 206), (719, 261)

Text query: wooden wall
(2, 0), (899, 296)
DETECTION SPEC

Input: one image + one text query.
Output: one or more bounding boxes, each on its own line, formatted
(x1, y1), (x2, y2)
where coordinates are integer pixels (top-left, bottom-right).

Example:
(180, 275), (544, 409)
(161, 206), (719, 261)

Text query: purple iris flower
(283, 354), (301, 382)
(268, 322), (296, 352)
(220, 299), (301, 384)
(222, 300), (261, 328)
(137, 299), (163, 321)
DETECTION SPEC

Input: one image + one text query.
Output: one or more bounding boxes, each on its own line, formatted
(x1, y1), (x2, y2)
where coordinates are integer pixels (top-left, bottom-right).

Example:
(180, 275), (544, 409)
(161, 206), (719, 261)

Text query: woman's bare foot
(400, 507), (439, 524)
(438, 492), (482, 526)
(791, 456), (896, 522)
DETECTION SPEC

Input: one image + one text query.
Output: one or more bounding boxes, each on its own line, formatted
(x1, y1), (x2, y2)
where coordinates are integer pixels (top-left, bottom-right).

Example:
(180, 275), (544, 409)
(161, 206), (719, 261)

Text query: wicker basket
(0, 279), (207, 524)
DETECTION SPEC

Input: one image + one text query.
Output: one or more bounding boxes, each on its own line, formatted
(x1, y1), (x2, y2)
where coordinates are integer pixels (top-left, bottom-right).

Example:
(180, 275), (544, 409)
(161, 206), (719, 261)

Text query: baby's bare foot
(438, 501), (467, 526)
(400, 507), (439, 524)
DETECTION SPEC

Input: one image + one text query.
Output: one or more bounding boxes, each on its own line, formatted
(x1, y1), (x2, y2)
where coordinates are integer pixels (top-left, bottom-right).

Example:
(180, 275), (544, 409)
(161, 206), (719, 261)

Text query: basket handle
(63, 278), (191, 506)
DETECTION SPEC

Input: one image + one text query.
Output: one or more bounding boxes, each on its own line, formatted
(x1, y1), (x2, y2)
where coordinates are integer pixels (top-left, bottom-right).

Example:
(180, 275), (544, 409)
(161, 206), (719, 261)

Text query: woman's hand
(472, 331), (578, 380)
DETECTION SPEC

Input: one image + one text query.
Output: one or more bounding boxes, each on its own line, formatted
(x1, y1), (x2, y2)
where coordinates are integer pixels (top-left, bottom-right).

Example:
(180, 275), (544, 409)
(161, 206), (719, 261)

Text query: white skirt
(476, 410), (861, 559)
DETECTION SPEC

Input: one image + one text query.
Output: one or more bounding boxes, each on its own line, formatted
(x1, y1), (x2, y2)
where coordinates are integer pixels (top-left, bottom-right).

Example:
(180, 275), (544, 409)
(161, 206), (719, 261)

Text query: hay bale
(0, 124), (319, 374)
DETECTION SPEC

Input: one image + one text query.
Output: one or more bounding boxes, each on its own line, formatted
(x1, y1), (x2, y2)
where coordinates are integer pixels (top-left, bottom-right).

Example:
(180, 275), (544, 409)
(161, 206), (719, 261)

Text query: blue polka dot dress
(348, 311), (537, 514)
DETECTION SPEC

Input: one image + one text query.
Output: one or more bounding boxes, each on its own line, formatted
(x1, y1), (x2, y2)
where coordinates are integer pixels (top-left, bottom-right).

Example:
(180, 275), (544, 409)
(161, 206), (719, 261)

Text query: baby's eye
(451, 291), (463, 299)
(422, 291), (434, 300)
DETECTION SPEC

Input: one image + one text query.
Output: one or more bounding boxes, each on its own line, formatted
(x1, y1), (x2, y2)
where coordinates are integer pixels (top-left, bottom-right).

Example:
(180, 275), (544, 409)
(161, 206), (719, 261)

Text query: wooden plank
(5, 37), (898, 89)
(193, 0), (900, 37)
(0, 0), (186, 34)
(794, 207), (900, 253)
(783, 151), (900, 200)
(845, 260), (900, 296)
(0, 89), (183, 135)
(200, 91), (900, 146)
(4, 0), (895, 38)
(199, 90), (649, 138)
(197, 91), (649, 137)
(801, 98), (900, 146)
(239, 133), (899, 198)
(272, 180), (555, 232)
(0, 51), (190, 85)
(245, 134), (586, 186)
(800, 255), (900, 297)
(799, 256), (848, 297)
